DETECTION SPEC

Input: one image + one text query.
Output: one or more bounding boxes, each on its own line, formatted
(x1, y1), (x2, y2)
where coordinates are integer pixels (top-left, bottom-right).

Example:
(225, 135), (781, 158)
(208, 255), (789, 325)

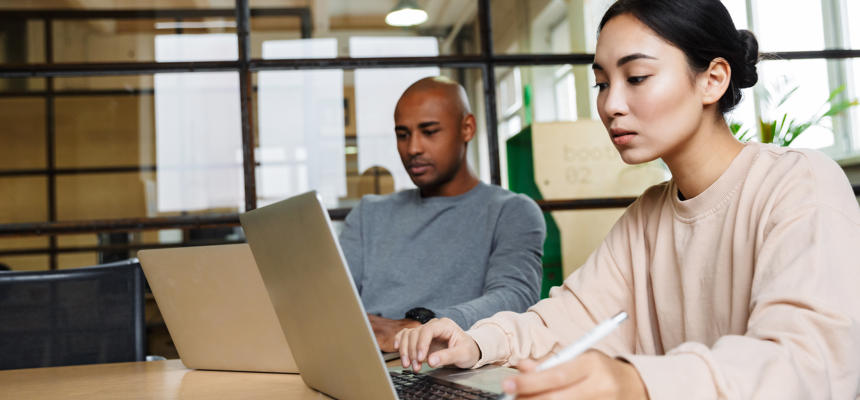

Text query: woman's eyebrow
(617, 53), (657, 66)
(593, 53), (658, 70)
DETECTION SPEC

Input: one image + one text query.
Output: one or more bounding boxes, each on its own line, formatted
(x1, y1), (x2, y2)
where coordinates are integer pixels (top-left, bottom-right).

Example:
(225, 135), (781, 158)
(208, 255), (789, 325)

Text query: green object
(506, 125), (563, 298)
(523, 84), (533, 127)
(731, 85), (859, 146)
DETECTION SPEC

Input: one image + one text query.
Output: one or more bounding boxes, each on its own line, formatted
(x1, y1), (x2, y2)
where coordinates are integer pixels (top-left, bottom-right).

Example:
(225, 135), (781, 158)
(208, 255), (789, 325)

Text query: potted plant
(731, 84), (858, 146)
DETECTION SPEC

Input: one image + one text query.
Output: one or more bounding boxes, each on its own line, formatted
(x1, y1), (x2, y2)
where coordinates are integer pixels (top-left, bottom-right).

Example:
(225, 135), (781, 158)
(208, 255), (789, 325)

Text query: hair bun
(735, 29), (759, 88)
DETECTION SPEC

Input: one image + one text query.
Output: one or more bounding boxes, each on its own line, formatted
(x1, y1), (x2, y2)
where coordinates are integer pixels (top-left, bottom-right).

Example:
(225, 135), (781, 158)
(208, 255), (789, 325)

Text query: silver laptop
(138, 244), (299, 373)
(240, 191), (515, 399)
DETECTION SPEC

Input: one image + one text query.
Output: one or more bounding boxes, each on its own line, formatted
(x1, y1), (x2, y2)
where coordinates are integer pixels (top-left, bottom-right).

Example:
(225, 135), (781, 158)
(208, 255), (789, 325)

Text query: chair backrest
(0, 259), (146, 370)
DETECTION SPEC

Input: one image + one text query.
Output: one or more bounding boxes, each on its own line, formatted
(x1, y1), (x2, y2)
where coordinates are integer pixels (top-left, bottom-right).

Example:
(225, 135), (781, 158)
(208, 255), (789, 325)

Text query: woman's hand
(393, 317), (481, 372)
(502, 350), (649, 400)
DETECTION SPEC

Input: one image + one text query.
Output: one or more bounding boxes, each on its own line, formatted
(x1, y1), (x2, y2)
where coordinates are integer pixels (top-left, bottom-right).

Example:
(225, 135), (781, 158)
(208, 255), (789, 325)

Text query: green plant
(731, 84), (859, 147)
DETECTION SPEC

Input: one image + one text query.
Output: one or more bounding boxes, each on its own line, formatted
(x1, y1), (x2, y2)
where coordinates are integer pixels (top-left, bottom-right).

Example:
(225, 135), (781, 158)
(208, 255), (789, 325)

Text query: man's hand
(368, 314), (420, 352)
(394, 317), (481, 372)
(501, 350), (648, 400)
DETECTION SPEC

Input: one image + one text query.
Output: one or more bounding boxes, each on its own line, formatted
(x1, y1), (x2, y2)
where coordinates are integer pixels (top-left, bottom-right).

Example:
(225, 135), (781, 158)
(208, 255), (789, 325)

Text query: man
(339, 76), (546, 352)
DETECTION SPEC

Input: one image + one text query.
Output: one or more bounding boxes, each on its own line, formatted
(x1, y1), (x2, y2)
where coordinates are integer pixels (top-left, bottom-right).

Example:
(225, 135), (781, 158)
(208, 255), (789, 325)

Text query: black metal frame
(0, 5), (309, 268)
(1, 1), (859, 265)
(43, 18), (57, 268)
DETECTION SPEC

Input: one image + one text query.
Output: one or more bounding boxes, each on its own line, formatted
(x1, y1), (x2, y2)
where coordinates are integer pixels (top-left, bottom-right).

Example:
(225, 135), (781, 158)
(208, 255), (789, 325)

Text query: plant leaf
(729, 121), (754, 142)
(826, 85), (847, 103)
(776, 86), (800, 108)
(775, 114), (788, 143)
(729, 122), (742, 134)
(784, 121), (813, 146)
(822, 99), (859, 118)
(760, 120), (775, 144)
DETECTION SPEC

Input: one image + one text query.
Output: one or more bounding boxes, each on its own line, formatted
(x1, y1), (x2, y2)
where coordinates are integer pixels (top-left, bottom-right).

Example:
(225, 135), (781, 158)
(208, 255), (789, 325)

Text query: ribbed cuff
(466, 323), (510, 369)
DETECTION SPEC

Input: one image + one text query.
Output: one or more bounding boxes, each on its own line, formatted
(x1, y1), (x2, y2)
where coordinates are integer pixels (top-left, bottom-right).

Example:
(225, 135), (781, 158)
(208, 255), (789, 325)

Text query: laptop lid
(138, 243), (298, 373)
(240, 191), (399, 400)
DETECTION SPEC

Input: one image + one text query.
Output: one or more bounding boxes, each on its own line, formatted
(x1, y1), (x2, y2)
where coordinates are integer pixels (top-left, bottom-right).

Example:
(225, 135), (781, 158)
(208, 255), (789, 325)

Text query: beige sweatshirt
(467, 142), (860, 399)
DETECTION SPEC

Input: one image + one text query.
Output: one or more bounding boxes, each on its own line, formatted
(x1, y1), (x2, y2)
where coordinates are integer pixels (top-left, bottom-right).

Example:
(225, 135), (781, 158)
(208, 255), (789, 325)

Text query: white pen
(499, 311), (629, 400)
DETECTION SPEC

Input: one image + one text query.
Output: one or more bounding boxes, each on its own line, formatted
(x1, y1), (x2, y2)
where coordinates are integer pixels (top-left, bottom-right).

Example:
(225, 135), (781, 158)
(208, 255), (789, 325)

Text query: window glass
(755, 59), (834, 149)
(56, 172), (159, 220)
(0, 177), (47, 224)
(504, 65), (591, 126)
(152, 112), (243, 212)
(49, 18), (238, 64)
(52, 233), (96, 270)
(0, 98), (46, 170)
(351, 37), (440, 194)
(250, 15), (303, 58)
(497, 67), (522, 119)
(251, 0), (480, 58)
(255, 64), (486, 210)
(753, 0), (825, 52)
(58, 253), (98, 269)
(493, 0), (570, 54)
(550, 19), (570, 54)
(0, 252), (49, 272)
(847, 1), (860, 154)
(0, 19), (45, 64)
(720, 0), (749, 30)
(0, 1), (235, 9)
(725, 87), (758, 142)
(152, 41), (245, 212)
(0, 176), (49, 270)
(0, 78), (45, 93)
(849, 0), (860, 49)
(554, 66), (577, 121)
(851, 59), (860, 155)
(257, 38), (345, 208)
(52, 71), (244, 217)
(55, 96), (153, 170)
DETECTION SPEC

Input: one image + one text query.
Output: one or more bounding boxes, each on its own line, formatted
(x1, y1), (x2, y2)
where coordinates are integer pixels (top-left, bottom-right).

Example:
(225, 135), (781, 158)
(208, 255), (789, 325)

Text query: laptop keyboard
(390, 370), (500, 400)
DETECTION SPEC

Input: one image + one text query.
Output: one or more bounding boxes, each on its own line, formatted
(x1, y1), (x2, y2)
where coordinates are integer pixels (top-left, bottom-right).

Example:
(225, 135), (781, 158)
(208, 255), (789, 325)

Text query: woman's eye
(593, 82), (609, 91)
(628, 75), (649, 84)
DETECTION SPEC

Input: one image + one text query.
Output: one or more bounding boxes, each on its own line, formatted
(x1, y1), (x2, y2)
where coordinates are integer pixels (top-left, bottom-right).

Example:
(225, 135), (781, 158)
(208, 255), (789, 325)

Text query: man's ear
(700, 57), (731, 106)
(461, 114), (477, 143)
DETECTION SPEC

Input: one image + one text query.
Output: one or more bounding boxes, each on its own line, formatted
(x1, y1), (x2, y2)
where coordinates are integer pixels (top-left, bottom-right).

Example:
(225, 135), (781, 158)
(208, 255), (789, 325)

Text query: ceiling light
(385, 0), (428, 27)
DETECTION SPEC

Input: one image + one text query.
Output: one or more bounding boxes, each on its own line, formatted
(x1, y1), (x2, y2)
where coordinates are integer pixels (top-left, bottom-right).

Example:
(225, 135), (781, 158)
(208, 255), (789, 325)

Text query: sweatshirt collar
(670, 142), (761, 221)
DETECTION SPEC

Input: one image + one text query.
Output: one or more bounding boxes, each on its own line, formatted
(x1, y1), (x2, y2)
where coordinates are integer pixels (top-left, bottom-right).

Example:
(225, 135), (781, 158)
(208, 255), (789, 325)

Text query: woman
(394, 0), (860, 398)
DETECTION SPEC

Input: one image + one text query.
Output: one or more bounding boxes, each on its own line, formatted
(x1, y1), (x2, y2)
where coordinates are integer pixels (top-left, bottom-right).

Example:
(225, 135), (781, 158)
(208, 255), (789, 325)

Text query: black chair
(0, 259), (146, 370)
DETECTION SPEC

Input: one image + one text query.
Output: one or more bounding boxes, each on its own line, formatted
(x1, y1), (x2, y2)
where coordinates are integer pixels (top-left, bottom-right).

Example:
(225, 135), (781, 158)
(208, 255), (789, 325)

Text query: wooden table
(0, 359), (332, 399)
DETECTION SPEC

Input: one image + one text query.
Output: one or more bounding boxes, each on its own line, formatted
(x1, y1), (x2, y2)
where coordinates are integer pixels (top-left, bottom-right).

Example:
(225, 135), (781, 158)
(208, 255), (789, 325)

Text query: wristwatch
(404, 307), (436, 324)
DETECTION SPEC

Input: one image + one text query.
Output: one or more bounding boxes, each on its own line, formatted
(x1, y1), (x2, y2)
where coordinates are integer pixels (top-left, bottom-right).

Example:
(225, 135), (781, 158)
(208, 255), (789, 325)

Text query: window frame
(0, 0), (858, 268)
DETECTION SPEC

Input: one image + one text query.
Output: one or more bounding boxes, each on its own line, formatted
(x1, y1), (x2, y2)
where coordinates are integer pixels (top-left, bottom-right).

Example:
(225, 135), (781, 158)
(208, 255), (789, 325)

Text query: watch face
(406, 307), (435, 324)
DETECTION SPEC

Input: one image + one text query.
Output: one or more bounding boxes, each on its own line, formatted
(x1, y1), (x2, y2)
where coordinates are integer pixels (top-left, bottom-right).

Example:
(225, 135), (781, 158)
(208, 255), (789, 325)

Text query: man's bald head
(393, 76), (478, 197)
(396, 76), (472, 119)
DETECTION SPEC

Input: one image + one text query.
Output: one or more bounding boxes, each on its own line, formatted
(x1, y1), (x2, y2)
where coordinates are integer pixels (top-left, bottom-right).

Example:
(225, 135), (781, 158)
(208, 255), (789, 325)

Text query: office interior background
(1, 0), (860, 357)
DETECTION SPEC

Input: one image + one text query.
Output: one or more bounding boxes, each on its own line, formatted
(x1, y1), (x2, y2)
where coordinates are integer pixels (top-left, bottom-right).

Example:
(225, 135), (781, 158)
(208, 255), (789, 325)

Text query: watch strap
(404, 307), (436, 324)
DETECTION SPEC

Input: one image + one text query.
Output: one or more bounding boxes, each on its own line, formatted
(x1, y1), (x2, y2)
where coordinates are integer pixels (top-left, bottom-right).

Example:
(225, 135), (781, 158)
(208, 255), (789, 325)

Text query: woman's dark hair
(599, 0), (759, 113)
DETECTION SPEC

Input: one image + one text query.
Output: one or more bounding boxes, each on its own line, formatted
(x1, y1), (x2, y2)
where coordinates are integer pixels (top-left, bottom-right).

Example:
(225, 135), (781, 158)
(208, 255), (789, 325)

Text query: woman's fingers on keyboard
(396, 328), (414, 368)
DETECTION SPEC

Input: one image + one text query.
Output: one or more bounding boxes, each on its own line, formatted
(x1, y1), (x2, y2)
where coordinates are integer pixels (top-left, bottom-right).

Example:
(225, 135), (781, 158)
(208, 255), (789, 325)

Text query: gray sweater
(338, 182), (545, 329)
